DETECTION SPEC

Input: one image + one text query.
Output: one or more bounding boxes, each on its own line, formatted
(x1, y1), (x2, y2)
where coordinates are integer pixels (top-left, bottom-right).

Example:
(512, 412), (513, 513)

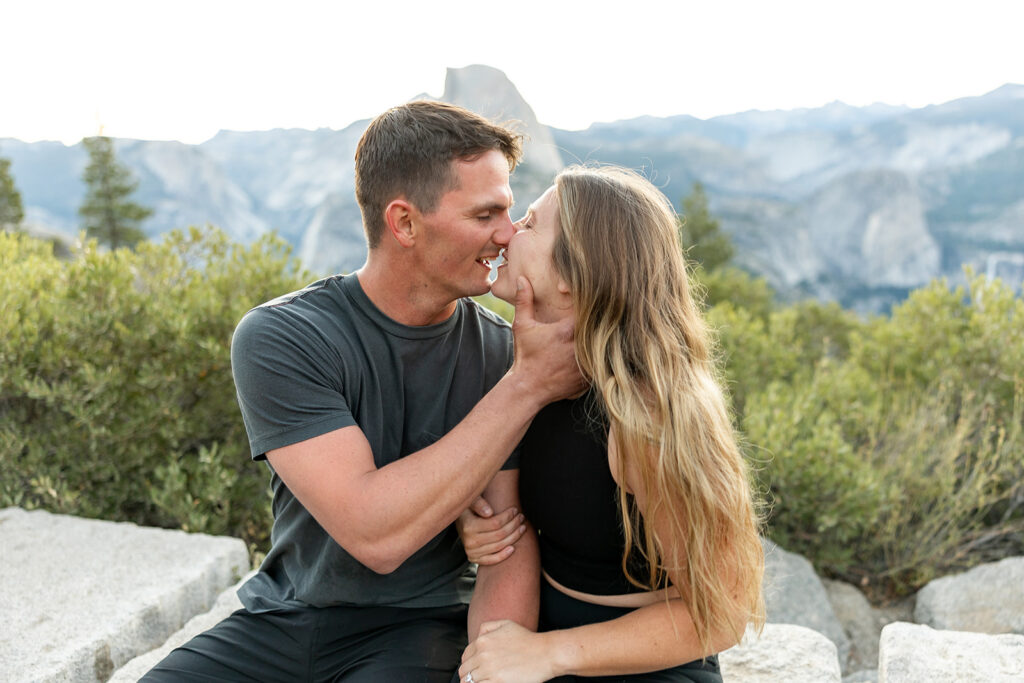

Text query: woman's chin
(490, 269), (515, 303)
(489, 283), (515, 304)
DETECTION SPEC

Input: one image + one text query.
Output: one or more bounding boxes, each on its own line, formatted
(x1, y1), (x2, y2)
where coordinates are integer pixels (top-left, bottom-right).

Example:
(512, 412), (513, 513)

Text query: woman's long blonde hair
(553, 165), (765, 652)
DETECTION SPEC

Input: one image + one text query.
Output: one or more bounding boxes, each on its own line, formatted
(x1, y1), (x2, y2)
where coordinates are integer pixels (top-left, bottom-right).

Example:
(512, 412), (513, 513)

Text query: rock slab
(721, 623), (842, 682)
(914, 556), (1024, 635)
(0, 507), (248, 683)
(763, 539), (851, 668)
(879, 622), (1024, 682)
(110, 571), (255, 681)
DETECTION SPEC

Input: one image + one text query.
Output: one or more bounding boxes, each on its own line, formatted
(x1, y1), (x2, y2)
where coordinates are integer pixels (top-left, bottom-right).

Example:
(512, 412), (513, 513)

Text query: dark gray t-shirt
(230, 274), (515, 612)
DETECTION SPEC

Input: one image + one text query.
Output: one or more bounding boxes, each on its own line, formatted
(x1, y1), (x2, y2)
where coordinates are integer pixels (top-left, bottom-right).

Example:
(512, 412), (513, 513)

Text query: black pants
(141, 602), (468, 682)
(538, 580), (722, 683)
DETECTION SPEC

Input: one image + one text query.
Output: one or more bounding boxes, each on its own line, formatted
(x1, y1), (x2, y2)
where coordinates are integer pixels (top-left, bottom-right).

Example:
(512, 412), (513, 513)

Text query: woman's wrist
(543, 629), (579, 678)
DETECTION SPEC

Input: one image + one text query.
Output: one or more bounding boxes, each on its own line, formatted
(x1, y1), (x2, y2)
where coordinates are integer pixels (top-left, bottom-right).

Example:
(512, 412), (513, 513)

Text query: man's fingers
(468, 519), (525, 553)
(472, 544), (516, 566)
(465, 518), (526, 561)
(467, 512), (523, 545)
(469, 495), (494, 518)
(464, 507), (518, 538)
(512, 276), (535, 326)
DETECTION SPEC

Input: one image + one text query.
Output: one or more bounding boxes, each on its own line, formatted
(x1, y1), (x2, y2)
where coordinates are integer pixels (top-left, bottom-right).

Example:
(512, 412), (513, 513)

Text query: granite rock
(763, 539), (851, 668)
(0, 507), (248, 683)
(878, 621), (1024, 682)
(915, 557), (1024, 635)
(720, 623), (842, 682)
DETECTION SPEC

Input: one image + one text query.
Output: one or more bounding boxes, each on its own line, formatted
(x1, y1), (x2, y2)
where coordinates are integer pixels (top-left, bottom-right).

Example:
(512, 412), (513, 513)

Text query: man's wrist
(499, 366), (551, 413)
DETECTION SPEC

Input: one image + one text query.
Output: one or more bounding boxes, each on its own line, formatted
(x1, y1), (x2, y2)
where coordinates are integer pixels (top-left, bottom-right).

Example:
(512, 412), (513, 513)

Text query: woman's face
(490, 186), (571, 320)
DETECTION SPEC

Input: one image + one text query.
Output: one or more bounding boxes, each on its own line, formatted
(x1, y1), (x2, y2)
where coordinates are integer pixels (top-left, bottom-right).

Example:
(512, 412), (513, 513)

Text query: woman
(457, 166), (765, 682)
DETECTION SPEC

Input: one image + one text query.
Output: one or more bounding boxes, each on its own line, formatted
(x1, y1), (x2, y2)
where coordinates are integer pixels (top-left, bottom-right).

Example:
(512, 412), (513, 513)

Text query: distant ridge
(4, 71), (1022, 311)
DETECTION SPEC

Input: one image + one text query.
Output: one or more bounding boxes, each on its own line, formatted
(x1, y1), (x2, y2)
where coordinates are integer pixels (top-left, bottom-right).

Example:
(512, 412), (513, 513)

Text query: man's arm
(466, 470), (540, 640)
(267, 277), (582, 574)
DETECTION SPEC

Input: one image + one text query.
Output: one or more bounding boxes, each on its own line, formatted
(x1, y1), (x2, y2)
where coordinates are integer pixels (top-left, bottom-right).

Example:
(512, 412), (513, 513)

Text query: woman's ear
(557, 278), (571, 295)
(384, 198), (416, 248)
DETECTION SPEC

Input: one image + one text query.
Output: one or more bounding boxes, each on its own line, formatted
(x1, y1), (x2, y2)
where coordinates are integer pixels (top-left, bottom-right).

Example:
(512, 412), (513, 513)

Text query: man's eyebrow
(469, 199), (515, 214)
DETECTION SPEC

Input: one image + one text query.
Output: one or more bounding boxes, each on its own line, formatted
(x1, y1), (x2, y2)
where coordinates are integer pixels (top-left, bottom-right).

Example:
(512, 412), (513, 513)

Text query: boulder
(878, 621), (1024, 682)
(824, 578), (886, 672)
(720, 623), (842, 682)
(110, 571), (255, 681)
(842, 671), (878, 683)
(763, 539), (851, 668)
(0, 507), (248, 682)
(915, 557), (1024, 634)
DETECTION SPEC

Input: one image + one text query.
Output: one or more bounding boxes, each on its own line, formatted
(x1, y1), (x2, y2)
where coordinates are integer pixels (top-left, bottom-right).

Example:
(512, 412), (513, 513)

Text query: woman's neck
(531, 295), (574, 325)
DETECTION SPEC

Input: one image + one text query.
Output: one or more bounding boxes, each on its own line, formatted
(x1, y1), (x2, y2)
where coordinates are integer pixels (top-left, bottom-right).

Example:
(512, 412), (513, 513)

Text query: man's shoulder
(255, 275), (348, 313)
(232, 276), (353, 351)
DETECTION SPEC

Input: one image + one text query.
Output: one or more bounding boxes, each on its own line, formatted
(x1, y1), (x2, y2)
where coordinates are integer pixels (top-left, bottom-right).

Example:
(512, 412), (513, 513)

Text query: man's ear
(384, 198), (417, 248)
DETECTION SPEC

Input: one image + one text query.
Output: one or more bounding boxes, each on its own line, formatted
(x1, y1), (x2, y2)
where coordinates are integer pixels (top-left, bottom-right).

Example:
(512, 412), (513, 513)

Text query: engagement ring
(465, 673), (475, 683)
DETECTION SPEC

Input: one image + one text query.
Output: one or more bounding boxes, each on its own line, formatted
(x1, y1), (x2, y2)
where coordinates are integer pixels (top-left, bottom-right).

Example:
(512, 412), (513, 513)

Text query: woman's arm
(458, 430), (747, 682)
(459, 593), (738, 683)
(466, 470), (541, 640)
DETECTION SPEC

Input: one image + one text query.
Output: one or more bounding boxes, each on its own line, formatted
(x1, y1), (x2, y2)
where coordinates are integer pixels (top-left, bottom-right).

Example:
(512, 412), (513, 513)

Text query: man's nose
(494, 213), (516, 246)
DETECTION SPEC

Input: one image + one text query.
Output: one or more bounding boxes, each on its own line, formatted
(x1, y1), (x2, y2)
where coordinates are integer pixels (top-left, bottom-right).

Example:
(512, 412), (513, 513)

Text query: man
(144, 101), (580, 681)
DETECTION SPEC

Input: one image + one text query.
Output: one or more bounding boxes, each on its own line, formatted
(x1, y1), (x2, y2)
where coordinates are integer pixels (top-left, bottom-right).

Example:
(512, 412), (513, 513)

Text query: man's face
(414, 149), (515, 300)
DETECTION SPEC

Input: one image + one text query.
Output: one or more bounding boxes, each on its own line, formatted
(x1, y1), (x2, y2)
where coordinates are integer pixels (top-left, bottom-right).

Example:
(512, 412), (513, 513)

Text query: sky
(3, 0), (1023, 146)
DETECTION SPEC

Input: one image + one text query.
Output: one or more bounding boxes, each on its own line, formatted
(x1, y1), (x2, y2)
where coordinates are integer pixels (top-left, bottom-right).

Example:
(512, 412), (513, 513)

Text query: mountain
(552, 83), (1024, 310)
(4, 68), (1022, 311)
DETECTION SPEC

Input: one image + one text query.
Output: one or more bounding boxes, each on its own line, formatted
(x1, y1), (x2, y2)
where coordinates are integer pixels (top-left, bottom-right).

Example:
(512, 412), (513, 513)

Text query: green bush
(708, 295), (859, 418)
(724, 271), (1024, 598)
(695, 265), (776, 321)
(0, 227), (310, 556)
(3, 222), (1021, 600)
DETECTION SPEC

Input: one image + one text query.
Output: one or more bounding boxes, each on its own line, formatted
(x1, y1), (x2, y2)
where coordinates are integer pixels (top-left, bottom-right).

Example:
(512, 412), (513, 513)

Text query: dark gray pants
(141, 602), (468, 682)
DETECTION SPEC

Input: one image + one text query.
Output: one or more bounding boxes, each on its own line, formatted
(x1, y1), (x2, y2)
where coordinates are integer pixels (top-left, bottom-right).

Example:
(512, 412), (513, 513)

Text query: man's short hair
(354, 100), (524, 249)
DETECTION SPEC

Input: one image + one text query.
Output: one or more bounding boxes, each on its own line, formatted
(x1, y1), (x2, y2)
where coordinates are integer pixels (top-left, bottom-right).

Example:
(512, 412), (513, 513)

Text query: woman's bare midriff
(543, 570), (678, 608)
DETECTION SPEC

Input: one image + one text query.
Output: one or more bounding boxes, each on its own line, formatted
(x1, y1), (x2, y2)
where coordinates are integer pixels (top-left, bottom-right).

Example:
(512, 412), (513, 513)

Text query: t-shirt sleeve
(231, 306), (358, 460)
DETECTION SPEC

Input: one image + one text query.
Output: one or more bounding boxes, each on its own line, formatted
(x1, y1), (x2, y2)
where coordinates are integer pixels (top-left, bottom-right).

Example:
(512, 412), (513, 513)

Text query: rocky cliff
(4, 68), (1022, 311)
(553, 83), (1024, 310)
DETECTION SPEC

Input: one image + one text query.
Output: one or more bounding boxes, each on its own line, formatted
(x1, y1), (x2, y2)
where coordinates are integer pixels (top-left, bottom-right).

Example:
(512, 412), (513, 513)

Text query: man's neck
(354, 256), (458, 327)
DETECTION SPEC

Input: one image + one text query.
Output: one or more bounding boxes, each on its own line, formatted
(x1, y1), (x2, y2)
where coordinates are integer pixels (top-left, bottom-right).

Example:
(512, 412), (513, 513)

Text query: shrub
(0, 227), (310, 556)
(732, 272), (1024, 598)
(4, 223), (1021, 599)
(708, 295), (859, 419)
(695, 265), (775, 321)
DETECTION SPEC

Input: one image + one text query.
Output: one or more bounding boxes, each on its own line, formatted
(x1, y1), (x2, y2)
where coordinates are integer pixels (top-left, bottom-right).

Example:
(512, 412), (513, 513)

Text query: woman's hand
(458, 620), (559, 683)
(456, 496), (526, 565)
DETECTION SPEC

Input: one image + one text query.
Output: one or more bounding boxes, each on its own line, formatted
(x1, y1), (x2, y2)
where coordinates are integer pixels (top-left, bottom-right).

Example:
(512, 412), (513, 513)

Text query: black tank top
(519, 392), (652, 595)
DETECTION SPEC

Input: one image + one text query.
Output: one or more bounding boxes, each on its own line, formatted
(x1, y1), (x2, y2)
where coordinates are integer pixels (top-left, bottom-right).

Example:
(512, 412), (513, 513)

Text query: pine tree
(0, 155), (24, 232)
(678, 181), (734, 272)
(78, 136), (152, 249)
